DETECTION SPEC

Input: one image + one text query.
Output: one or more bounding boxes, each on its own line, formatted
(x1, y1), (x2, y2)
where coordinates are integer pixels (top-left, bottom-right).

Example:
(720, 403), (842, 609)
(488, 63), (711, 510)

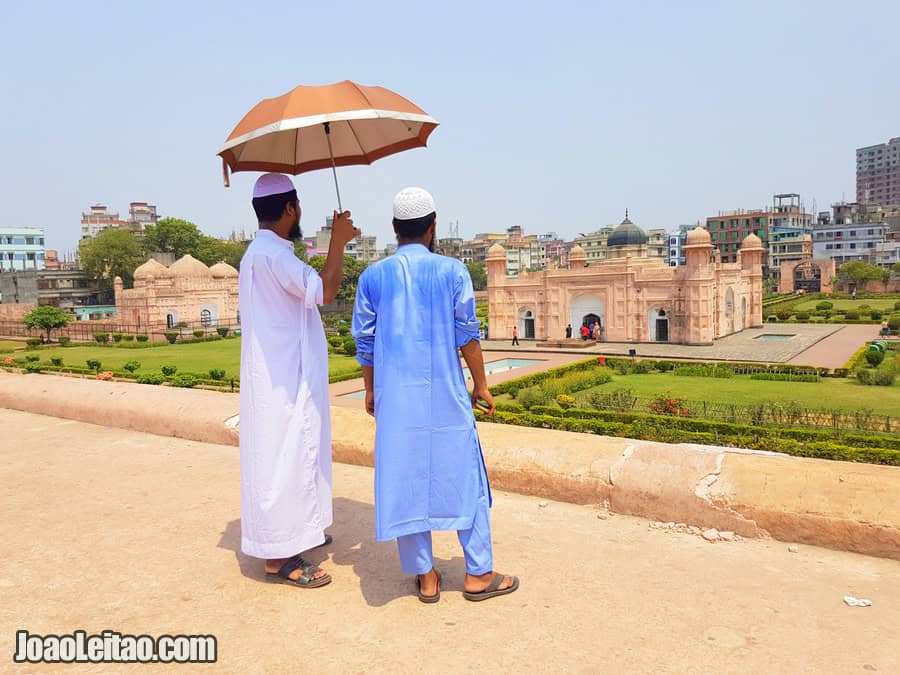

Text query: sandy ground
(2, 408), (898, 674)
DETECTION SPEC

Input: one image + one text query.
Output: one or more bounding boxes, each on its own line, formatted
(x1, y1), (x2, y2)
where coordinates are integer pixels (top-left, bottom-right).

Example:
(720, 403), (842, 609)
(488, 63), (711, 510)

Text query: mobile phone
(473, 397), (492, 413)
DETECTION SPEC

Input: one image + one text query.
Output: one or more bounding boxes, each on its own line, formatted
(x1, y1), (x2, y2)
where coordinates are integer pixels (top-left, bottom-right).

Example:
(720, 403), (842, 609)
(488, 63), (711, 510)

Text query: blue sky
(2, 0), (898, 256)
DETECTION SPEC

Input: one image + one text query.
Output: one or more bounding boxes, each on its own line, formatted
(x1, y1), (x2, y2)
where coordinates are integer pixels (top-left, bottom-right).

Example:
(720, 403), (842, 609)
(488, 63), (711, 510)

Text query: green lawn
(792, 298), (900, 312)
(29, 338), (361, 380)
(0, 340), (24, 353)
(572, 371), (900, 416)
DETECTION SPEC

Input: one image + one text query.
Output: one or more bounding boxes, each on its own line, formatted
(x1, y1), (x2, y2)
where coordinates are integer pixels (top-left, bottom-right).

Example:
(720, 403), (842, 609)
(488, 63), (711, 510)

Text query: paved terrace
(481, 324), (880, 365)
(2, 409), (898, 674)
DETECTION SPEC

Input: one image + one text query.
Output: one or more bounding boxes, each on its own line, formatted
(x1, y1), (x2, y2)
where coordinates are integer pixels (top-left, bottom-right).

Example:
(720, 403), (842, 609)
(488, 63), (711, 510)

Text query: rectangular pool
(754, 334), (796, 340)
(339, 358), (542, 399)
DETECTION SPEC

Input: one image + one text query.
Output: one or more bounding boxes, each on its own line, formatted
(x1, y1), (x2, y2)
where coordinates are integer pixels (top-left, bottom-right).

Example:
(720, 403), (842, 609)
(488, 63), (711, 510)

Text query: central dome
(607, 216), (647, 248)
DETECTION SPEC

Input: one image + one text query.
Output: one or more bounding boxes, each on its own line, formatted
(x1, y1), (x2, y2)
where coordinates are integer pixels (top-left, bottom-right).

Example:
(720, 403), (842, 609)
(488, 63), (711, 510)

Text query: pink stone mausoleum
(487, 218), (764, 345)
(114, 255), (239, 331)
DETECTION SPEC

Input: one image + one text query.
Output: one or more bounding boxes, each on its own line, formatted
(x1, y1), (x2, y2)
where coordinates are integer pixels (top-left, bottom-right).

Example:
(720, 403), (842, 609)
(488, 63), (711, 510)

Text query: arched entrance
(725, 287), (735, 334)
(793, 261), (822, 293)
(518, 308), (535, 339)
(166, 313), (175, 329)
(570, 295), (606, 339)
(649, 308), (669, 342)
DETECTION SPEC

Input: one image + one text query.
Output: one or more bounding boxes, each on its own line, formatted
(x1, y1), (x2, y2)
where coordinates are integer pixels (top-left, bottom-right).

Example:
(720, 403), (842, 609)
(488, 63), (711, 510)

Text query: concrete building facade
(0, 227), (45, 272)
(857, 137), (900, 206)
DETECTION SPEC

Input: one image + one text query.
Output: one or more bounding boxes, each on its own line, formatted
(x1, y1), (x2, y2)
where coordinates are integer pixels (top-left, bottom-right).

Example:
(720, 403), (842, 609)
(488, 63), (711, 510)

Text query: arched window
(200, 309), (212, 326)
(166, 314), (175, 329)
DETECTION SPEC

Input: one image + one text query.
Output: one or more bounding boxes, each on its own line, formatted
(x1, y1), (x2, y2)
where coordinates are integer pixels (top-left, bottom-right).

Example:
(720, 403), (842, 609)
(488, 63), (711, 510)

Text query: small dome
(487, 243), (506, 259)
(569, 244), (586, 258)
(169, 254), (211, 278)
(133, 258), (171, 280)
(209, 261), (239, 278)
(741, 232), (762, 249)
(608, 216), (648, 247)
(686, 226), (712, 245)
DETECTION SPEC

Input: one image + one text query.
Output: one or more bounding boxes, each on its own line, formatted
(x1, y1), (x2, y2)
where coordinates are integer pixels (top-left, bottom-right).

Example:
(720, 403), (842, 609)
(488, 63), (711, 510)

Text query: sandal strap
(276, 555), (317, 580)
(485, 574), (506, 593)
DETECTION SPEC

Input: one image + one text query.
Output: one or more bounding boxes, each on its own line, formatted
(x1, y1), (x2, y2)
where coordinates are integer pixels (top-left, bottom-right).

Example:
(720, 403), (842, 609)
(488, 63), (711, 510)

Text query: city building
(114, 256), (238, 331)
(573, 227), (614, 262)
(128, 202), (159, 232)
(80, 205), (128, 238)
(857, 137), (900, 206)
(0, 227), (45, 271)
(706, 193), (812, 277)
(487, 218), (763, 344)
(666, 226), (693, 266)
(0, 268), (109, 316)
(344, 235), (379, 263)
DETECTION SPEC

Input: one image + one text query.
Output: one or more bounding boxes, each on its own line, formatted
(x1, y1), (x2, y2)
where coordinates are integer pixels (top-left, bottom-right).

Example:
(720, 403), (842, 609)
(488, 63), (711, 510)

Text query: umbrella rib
(346, 120), (368, 162)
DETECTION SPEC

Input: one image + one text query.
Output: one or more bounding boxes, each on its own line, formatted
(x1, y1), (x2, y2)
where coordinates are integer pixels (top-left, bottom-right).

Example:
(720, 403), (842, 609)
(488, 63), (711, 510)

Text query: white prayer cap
(393, 187), (435, 220)
(253, 173), (296, 198)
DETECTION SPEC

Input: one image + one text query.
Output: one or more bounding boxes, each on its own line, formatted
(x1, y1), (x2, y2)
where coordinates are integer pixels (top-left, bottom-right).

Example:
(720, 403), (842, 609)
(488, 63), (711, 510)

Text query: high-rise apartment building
(128, 202), (159, 231)
(80, 205), (127, 238)
(0, 227), (45, 271)
(857, 137), (900, 206)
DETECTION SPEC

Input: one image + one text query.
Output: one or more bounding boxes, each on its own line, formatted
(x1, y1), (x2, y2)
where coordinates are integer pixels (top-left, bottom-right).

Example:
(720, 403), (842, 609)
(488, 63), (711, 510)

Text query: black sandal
(416, 569), (442, 604)
(266, 554), (332, 588)
(463, 574), (519, 602)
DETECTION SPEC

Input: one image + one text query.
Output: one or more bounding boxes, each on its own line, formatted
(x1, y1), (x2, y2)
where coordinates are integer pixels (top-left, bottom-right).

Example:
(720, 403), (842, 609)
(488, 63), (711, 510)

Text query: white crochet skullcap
(253, 173), (296, 198)
(393, 187), (435, 220)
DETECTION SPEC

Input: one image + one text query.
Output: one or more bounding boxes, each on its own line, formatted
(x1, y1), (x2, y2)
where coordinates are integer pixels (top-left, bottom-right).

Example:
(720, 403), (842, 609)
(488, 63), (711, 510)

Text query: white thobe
(238, 229), (333, 559)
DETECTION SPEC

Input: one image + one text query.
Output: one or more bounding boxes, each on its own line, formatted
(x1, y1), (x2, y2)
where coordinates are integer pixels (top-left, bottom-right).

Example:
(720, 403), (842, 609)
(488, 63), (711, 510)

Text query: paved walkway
(2, 409), (898, 674)
(788, 324), (881, 368)
(482, 324), (864, 365)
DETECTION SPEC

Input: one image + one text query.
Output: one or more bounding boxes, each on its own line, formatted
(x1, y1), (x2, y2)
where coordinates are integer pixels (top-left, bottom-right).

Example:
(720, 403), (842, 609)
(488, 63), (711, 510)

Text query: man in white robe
(239, 173), (359, 588)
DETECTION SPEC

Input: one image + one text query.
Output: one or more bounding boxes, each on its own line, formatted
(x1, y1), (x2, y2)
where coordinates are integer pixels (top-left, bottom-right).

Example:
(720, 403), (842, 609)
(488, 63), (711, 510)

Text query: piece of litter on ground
(843, 596), (873, 607)
(788, 545), (799, 553)
(538, 501), (548, 508)
(596, 513), (607, 520)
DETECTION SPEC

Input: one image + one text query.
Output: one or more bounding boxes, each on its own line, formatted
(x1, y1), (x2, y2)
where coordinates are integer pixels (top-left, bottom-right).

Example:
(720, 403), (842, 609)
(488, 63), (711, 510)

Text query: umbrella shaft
(324, 122), (343, 213)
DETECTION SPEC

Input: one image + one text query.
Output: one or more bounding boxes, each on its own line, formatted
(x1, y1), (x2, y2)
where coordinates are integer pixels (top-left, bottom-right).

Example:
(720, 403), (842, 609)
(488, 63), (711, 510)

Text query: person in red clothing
(580, 324), (589, 340)
(511, 325), (519, 346)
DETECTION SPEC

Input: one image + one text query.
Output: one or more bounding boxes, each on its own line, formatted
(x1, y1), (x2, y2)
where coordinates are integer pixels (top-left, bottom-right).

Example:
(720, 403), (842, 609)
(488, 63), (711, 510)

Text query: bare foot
(417, 568), (441, 597)
(464, 571), (516, 593)
(265, 556), (328, 582)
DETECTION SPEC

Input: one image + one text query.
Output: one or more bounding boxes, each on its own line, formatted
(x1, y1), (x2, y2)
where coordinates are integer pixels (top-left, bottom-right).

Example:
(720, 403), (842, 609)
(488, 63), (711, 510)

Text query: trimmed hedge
(749, 372), (818, 382)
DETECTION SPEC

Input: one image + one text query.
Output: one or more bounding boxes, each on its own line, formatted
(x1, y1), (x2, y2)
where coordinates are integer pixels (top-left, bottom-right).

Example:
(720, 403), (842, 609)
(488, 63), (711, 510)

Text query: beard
(288, 221), (302, 241)
(428, 236), (436, 252)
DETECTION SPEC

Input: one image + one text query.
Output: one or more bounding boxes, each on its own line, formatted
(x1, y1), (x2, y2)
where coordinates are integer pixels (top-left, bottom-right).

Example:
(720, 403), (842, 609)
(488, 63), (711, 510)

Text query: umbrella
(218, 80), (439, 210)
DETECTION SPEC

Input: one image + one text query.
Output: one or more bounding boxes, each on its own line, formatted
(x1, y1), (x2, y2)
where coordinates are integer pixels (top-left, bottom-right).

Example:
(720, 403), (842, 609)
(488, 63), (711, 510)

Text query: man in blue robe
(352, 187), (520, 603)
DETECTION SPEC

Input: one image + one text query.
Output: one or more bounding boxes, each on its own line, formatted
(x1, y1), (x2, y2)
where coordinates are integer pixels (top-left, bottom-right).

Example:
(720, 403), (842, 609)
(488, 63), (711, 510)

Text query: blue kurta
(352, 243), (491, 541)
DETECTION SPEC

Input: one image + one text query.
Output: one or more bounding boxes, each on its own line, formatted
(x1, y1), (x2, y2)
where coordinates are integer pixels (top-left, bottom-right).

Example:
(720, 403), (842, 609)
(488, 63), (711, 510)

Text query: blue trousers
(396, 494), (493, 576)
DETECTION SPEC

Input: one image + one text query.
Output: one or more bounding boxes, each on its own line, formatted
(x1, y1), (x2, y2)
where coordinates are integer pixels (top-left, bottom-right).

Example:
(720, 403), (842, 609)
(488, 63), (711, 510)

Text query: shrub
(649, 392), (691, 417)
(122, 334), (135, 342)
(858, 304), (871, 311)
(112, 333), (123, 343)
(136, 334), (149, 342)
(217, 326), (229, 338)
(586, 387), (637, 412)
(170, 374), (196, 388)
(750, 372), (818, 383)
(164, 331), (178, 344)
(865, 351), (885, 367)
(137, 373), (165, 385)
(517, 385), (549, 409)
(674, 364), (734, 378)
(24, 362), (43, 373)
(655, 361), (675, 372)
(895, 301), (900, 311)
(870, 310), (882, 321)
(161, 365), (178, 377)
(193, 329), (205, 338)
(888, 315), (900, 331)
(857, 367), (897, 386)
(338, 327), (350, 336)
(833, 368), (849, 378)
(632, 360), (654, 374)
(25, 338), (42, 348)
(86, 359), (101, 371)
(209, 369), (226, 381)
(50, 357), (63, 367)
(542, 369), (613, 398)
(776, 311), (791, 321)
(795, 312), (810, 321)
(845, 311), (860, 320)
(25, 354), (40, 363)
(58, 336), (70, 346)
(767, 315), (778, 322)
(342, 336), (357, 356)
(556, 394), (576, 409)
(816, 301), (833, 311)
(122, 360), (141, 373)
(93, 332), (109, 344)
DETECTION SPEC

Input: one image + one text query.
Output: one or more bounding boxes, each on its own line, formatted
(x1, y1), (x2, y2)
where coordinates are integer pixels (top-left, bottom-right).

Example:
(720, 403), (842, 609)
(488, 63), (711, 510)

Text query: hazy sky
(2, 0), (899, 255)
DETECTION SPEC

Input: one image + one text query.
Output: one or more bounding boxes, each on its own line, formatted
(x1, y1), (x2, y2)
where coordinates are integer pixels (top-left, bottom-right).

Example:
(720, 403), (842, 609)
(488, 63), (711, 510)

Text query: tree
(466, 262), (487, 291)
(143, 218), (202, 259)
(79, 227), (146, 288)
(195, 236), (246, 269)
(308, 254), (366, 304)
(892, 262), (900, 278)
(22, 306), (70, 343)
(837, 261), (889, 285)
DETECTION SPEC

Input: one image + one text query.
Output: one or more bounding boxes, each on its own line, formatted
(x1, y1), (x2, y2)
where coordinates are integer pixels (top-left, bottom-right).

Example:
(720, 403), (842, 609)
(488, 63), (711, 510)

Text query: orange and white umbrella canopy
(218, 80), (438, 183)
